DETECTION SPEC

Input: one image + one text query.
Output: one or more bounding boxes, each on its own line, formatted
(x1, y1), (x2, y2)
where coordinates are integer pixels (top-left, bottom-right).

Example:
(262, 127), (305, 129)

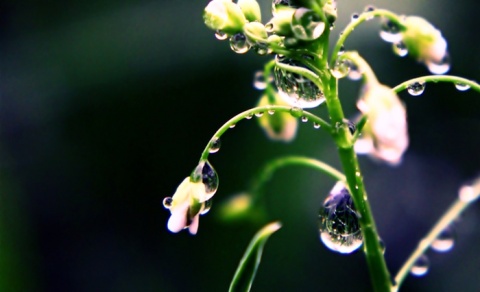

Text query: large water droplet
(426, 54), (450, 75)
(330, 60), (350, 79)
(209, 137), (221, 154)
(393, 42), (408, 57)
(200, 199), (213, 215)
(291, 8), (326, 41)
(274, 57), (325, 108)
(163, 197), (173, 209)
(215, 30), (228, 40)
(290, 106), (303, 118)
(230, 33), (251, 54)
(254, 43), (270, 56)
(318, 182), (363, 254)
(193, 160), (219, 198)
(455, 82), (470, 91)
(407, 81), (426, 96)
(410, 255), (430, 276)
(431, 226), (455, 252)
(379, 20), (401, 43)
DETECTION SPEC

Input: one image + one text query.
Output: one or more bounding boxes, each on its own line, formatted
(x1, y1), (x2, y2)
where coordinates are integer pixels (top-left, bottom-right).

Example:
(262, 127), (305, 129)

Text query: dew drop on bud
(200, 199), (213, 215)
(193, 160), (219, 198)
(209, 137), (221, 154)
(393, 42), (408, 57)
(379, 19), (401, 43)
(431, 225), (455, 252)
(301, 116), (308, 122)
(313, 122), (321, 129)
(410, 255), (430, 276)
(215, 30), (228, 40)
(229, 33), (251, 54)
(351, 12), (359, 22)
(348, 62), (362, 80)
(426, 54), (450, 75)
(163, 197), (173, 209)
(291, 8), (326, 41)
(407, 81), (426, 96)
(330, 60), (350, 79)
(274, 56), (325, 108)
(290, 106), (303, 118)
(255, 111), (264, 117)
(455, 82), (470, 91)
(318, 181), (363, 254)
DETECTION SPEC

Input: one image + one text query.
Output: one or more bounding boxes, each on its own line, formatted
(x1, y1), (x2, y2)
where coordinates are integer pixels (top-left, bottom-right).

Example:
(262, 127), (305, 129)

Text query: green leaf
(229, 221), (282, 292)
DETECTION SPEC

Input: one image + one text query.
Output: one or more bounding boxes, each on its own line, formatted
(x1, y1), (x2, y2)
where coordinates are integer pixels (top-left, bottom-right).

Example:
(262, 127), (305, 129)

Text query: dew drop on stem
(455, 82), (471, 91)
(351, 12), (359, 21)
(313, 122), (321, 129)
(290, 106), (303, 118)
(407, 81), (426, 96)
(193, 160), (219, 197)
(301, 116), (308, 122)
(246, 114), (253, 119)
(426, 54), (450, 74)
(380, 19), (401, 43)
(393, 42), (408, 57)
(229, 33), (251, 54)
(208, 137), (221, 154)
(255, 112), (264, 117)
(163, 197), (173, 209)
(410, 255), (430, 276)
(431, 225), (455, 252)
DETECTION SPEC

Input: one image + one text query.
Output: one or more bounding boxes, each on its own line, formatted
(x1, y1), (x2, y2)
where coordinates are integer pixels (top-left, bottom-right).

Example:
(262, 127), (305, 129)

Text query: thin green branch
(352, 115), (368, 143)
(392, 75), (480, 94)
(274, 60), (324, 91)
(330, 9), (405, 68)
(393, 176), (480, 289)
(200, 106), (331, 161)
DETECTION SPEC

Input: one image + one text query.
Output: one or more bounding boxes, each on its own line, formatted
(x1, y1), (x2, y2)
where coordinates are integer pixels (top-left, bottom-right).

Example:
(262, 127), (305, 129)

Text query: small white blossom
(355, 83), (409, 165)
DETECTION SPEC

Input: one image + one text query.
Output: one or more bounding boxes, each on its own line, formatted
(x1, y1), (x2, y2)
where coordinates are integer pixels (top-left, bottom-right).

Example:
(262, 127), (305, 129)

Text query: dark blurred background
(0, 0), (479, 291)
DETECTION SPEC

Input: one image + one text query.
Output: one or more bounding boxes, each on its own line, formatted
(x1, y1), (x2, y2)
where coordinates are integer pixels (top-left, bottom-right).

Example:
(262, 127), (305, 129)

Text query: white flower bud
(204, 0), (247, 34)
(237, 0), (262, 22)
(257, 93), (298, 142)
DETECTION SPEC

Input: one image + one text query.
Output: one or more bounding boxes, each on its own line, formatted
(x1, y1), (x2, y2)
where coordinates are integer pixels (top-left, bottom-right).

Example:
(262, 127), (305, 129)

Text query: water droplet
(338, 45), (345, 55)
(255, 112), (264, 117)
(254, 43), (270, 56)
(268, 108), (275, 115)
(272, 0), (297, 16)
(209, 137), (221, 154)
(393, 42), (408, 57)
(274, 57), (325, 108)
(455, 82), (470, 91)
(229, 33), (251, 54)
(351, 13), (359, 21)
(379, 20), (401, 43)
(163, 197), (173, 209)
(330, 60), (350, 79)
(426, 54), (450, 75)
(201, 199), (213, 215)
(313, 122), (320, 129)
(193, 160), (219, 197)
(319, 182), (363, 254)
(253, 71), (267, 90)
(432, 226), (455, 252)
(291, 8), (326, 41)
(407, 81), (426, 96)
(290, 106), (303, 118)
(379, 238), (386, 254)
(215, 30), (228, 40)
(265, 22), (274, 33)
(348, 62), (362, 80)
(229, 124), (236, 129)
(329, 23), (335, 30)
(458, 184), (479, 202)
(301, 116), (308, 122)
(246, 114), (253, 119)
(410, 255), (430, 276)
(364, 5), (376, 13)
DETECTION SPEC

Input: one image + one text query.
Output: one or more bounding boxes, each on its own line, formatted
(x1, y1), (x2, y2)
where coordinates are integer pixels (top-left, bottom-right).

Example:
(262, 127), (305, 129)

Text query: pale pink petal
(188, 215), (200, 235)
(167, 201), (189, 233)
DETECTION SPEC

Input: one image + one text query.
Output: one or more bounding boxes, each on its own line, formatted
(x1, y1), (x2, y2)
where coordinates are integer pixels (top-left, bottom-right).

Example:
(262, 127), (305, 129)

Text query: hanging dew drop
(348, 62), (362, 80)
(364, 5), (376, 14)
(268, 108), (275, 115)
(215, 30), (228, 40)
(255, 112), (264, 117)
(330, 60), (350, 79)
(338, 45), (345, 55)
(351, 12), (359, 21)
(313, 122), (321, 129)
(193, 160), (219, 199)
(431, 226), (455, 252)
(274, 57), (325, 108)
(410, 255), (430, 276)
(407, 81), (426, 96)
(393, 42), (408, 57)
(301, 116), (308, 122)
(290, 106), (303, 118)
(318, 182), (363, 254)
(253, 71), (267, 90)
(426, 54), (450, 74)
(379, 20), (401, 43)
(246, 114), (253, 119)
(162, 197), (173, 209)
(455, 82), (471, 91)
(200, 199), (213, 215)
(229, 33), (251, 54)
(291, 8), (326, 41)
(229, 124), (236, 129)
(208, 137), (221, 154)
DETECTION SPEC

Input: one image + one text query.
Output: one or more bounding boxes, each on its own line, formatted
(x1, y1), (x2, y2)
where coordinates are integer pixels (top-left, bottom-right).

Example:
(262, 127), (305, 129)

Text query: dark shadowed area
(0, 0), (479, 291)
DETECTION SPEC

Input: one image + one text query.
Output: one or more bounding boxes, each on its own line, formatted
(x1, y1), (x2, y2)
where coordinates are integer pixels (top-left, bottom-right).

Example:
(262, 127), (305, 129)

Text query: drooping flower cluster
(163, 160), (219, 235)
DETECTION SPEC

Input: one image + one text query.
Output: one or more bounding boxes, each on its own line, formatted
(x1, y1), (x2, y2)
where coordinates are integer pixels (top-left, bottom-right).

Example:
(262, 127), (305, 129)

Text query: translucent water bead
(431, 225), (455, 252)
(407, 81), (425, 96)
(193, 160), (219, 198)
(274, 56), (325, 108)
(291, 8), (326, 41)
(229, 33), (251, 54)
(318, 181), (363, 254)
(380, 19), (401, 43)
(410, 255), (430, 276)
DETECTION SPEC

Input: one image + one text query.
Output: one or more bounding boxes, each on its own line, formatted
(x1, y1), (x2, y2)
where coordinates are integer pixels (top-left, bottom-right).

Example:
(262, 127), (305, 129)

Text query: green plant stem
(249, 156), (345, 203)
(352, 115), (368, 143)
(323, 74), (391, 291)
(330, 9), (405, 68)
(199, 105), (331, 161)
(392, 75), (480, 94)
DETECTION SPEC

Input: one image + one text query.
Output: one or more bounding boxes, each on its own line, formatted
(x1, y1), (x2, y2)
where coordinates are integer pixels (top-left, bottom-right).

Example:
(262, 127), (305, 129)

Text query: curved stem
(274, 60), (324, 91)
(392, 75), (480, 94)
(340, 51), (379, 84)
(330, 9), (405, 68)
(199, 105), (331, 161)
(249, 156), (345, 203)
(393, 177), (480, 289)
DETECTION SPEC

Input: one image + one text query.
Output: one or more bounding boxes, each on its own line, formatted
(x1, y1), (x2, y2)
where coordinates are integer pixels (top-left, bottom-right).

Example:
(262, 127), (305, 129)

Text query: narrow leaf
(229, 221), (282, 292)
